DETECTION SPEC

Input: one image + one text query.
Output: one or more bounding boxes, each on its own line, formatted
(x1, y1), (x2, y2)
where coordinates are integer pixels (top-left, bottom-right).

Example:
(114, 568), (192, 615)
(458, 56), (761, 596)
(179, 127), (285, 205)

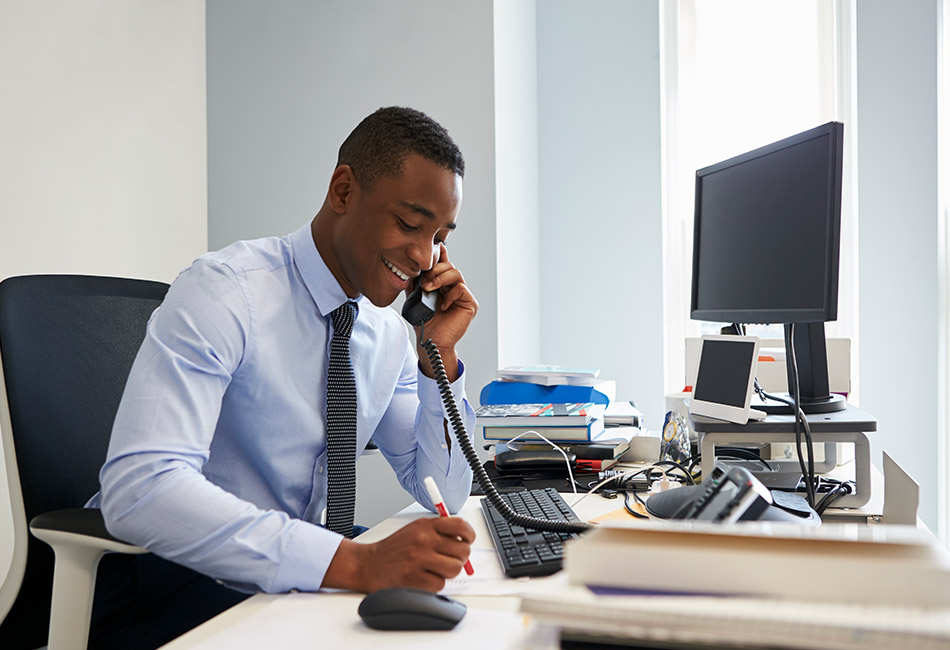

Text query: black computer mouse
(357, 587), (467, 631)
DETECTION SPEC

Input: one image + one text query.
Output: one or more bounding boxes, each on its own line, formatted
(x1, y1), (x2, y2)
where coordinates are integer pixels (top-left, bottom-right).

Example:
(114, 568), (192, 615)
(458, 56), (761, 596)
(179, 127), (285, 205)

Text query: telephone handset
(401, 280), (439, 326)
(400, 278), (590, 536)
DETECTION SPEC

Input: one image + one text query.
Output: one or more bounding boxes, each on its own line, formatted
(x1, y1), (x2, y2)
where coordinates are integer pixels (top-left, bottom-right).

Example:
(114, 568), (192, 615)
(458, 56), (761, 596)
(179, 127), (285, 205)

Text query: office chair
(0, 275), (169, 650)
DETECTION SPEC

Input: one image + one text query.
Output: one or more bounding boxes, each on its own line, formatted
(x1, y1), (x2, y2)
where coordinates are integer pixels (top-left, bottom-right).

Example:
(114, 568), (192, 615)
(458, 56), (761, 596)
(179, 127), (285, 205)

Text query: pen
(423, 476), (474, 576)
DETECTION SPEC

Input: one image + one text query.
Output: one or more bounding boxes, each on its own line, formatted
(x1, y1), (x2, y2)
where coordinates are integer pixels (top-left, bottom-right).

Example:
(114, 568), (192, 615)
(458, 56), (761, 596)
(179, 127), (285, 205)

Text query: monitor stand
(759, 322), (846, 415)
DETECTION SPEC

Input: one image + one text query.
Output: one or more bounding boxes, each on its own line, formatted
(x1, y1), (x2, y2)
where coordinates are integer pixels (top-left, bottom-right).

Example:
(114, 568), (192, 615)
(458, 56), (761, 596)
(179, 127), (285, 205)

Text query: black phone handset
(401, 280), (590, 535)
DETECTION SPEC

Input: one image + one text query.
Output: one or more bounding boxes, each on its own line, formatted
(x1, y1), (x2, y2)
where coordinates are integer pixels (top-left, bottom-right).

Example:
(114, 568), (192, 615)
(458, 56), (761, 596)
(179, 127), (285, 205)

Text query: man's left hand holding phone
(409, 243), (478, 383)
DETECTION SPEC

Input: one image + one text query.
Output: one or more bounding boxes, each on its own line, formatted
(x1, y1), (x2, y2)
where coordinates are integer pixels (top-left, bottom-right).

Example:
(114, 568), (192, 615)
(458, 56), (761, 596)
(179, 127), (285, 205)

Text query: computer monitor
(690, 121), (845, 414)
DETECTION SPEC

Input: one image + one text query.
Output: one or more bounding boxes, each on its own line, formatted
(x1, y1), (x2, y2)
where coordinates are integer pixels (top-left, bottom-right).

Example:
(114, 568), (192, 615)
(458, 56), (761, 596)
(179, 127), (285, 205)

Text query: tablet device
(688, 335), (766, 425)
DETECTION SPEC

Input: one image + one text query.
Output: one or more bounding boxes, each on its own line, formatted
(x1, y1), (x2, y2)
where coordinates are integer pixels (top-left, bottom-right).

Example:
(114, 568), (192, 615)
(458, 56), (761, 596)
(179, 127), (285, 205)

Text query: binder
(479, 379), (615, 406)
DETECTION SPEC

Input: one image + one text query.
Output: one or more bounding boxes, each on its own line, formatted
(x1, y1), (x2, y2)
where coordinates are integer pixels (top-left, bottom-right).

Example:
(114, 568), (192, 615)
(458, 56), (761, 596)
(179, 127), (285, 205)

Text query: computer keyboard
(480, 487), (583, 578)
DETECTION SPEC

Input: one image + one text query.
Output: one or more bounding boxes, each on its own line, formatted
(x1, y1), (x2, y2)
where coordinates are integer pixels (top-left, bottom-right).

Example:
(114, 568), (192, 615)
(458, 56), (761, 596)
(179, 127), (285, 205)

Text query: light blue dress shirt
(88, 222), (475, 593)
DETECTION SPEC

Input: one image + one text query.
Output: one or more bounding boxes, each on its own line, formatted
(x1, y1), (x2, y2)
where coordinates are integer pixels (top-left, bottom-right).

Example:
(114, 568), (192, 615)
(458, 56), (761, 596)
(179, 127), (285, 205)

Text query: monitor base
(758, 392), (847, 415)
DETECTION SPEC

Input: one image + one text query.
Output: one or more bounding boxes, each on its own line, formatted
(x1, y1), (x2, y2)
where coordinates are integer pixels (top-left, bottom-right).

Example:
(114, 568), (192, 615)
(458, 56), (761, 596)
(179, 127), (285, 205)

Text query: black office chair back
(0, 274), (168, 648)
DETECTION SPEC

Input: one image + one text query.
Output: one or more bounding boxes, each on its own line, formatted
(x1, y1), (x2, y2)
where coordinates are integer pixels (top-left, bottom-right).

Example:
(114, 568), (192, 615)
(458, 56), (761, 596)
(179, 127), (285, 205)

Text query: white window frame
(660, 0), (859, 400)
(938, 0), (949, 544)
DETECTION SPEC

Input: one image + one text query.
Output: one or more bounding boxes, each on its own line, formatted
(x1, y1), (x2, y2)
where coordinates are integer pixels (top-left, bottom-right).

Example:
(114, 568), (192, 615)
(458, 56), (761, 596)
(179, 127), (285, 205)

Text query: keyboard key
(480, 488), (584, 578)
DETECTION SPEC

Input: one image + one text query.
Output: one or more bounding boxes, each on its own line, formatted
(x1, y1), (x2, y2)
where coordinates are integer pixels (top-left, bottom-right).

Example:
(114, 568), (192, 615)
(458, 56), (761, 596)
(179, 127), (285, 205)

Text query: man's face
(333, 154), (462, 307)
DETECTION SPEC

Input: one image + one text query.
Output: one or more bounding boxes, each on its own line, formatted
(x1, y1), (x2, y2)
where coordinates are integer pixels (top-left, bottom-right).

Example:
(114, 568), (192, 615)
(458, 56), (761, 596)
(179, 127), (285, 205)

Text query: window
(661, 0), (856, 393)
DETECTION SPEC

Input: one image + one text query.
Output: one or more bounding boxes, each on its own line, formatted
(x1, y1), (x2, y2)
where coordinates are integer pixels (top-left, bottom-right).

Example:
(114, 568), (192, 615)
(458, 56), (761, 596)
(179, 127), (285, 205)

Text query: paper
(182, 591), (541, 650)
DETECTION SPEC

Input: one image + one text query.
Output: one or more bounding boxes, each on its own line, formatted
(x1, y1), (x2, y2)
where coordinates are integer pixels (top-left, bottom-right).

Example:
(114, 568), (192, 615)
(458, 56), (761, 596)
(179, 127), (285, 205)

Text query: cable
(651, 460), (696, 485)
(420, 335), (591, 534)
(714, 447), (775, 472)
(502, 430), (579, 497)
(622, 490), (649, 519)
(815, 481), (854, 515)
(786, 324), (816, 508)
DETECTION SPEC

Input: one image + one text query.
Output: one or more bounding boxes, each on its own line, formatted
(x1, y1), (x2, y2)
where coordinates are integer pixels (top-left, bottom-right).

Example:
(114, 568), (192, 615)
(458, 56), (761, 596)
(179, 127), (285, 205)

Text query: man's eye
(396, 217), (418, 231)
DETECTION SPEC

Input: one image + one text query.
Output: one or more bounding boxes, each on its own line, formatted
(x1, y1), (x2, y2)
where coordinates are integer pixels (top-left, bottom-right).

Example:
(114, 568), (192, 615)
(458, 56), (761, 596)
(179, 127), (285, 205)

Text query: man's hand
(322, 516), (475, 593)
(412, 244), (477, 382)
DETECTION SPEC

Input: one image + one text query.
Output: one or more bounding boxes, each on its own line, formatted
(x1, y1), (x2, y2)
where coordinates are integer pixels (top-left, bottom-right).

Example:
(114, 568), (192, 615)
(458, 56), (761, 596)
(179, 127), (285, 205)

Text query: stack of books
(477, 365), (644, 470)
(476, 402), (608, 443)
(495, 431), (634, 471)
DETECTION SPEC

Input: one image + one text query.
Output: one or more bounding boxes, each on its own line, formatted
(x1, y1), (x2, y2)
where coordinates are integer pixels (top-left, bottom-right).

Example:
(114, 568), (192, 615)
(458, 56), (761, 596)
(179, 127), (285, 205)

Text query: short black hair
(337, 106), (465, 189)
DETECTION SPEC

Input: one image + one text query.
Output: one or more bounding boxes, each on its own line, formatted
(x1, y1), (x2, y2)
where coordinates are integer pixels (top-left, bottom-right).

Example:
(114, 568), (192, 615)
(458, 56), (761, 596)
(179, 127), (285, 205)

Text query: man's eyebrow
(398, 201), (457, 229)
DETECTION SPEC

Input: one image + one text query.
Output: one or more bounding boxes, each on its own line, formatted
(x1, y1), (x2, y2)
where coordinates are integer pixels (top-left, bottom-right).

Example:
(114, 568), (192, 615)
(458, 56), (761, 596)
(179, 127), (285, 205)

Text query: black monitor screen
(690, 122), (843, 324)
(693, 339), (756, 408)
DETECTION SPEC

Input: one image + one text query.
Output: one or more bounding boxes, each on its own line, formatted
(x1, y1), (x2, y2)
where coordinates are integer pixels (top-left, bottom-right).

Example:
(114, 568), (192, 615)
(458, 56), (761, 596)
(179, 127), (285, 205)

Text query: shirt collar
(290, 221), (363, 317)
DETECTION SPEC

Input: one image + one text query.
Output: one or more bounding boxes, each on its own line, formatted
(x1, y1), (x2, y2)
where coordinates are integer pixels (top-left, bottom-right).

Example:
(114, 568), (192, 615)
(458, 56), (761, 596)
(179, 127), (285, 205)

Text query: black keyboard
(480, 487), (583, 578)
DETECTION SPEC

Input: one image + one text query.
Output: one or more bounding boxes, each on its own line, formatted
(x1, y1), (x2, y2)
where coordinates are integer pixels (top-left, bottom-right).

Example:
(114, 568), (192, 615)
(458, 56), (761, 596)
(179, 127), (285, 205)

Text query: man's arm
(99, 261), (342, 593)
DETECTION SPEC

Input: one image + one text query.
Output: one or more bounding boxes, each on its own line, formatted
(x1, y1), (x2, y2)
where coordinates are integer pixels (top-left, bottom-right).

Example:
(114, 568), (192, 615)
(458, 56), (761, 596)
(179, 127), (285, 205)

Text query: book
(562, 520), (950, 607)
(603, 400), (643, 427)
(481, 419), (605, 443)
(496, 436), (630, 460)
(575, 457), (618, 471)
(475, 402), (606, 427)
(521, 586), (950, 650)
(479, 379), (616, 406)
(496, 365), (600, 387)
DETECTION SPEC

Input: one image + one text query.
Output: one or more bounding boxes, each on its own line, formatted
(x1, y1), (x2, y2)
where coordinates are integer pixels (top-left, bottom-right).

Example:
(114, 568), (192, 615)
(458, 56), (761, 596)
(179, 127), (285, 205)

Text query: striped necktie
(325, 301), (358, 537)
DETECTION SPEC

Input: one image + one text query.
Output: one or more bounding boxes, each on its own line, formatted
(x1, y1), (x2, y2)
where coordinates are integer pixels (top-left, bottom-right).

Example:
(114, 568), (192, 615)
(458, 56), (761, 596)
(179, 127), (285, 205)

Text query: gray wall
(206, 0), (500, 524)
(856, 0), (940, 528)
(207, 0), (666, 424)
(206, 0), (498, 405)
(537, 0), (665, 428)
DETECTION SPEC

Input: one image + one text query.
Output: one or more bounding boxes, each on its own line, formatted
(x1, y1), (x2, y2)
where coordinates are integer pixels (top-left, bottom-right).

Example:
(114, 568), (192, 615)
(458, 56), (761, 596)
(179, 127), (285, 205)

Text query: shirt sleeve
(97, 260), (341, 594)
(372, 335), (476, 515)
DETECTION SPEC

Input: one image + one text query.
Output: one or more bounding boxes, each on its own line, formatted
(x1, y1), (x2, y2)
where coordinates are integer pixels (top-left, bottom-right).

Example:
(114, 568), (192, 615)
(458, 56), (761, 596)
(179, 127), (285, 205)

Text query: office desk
(161, 454), (925, 649)
(161, 491), (624, 649)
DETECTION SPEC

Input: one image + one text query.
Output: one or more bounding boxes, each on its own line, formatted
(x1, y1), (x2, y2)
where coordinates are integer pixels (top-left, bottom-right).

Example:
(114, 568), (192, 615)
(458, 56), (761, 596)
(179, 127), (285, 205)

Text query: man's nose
(409, 240), (438, 272)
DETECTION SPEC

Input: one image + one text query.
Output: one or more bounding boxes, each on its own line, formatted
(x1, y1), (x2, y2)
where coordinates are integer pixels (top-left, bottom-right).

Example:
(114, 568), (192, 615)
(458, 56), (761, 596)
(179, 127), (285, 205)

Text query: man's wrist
(418, 346), (459, 382)
(322, 539), (371, 591)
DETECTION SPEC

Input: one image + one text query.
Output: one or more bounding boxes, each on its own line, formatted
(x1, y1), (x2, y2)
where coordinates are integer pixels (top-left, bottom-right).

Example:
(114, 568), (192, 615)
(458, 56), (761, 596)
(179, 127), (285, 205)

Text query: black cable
(420, 336), (591, 534)
(650, 460), (696, 485)
(622, 490), (649, 519)
(815, 481), (854, 515)
(786, 324), (816, 507)
(754, 378), (818, 508)
(714, 447), (775, 472)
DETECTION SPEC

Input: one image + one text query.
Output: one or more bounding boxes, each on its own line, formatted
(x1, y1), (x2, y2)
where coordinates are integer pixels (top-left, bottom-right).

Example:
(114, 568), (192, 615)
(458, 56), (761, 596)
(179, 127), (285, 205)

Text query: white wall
(0, 0), (207, 603)
(856, 0), (940, 529)
(537, 1), (666, 427)
(0, 1), (207, 282)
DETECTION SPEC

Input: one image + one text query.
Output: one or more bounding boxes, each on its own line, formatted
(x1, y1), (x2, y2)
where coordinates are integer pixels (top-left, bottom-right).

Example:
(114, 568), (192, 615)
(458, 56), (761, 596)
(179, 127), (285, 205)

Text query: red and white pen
(424, 476), (474, 576)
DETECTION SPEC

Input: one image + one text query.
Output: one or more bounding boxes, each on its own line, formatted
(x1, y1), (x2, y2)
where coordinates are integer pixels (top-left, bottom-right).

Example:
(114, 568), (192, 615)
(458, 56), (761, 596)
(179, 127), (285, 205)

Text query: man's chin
(363, 289), (400, 309)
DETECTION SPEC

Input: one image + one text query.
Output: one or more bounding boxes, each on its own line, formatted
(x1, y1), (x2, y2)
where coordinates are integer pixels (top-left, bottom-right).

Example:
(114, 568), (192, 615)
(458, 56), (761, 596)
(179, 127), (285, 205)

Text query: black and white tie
(325, 301), (358, 537)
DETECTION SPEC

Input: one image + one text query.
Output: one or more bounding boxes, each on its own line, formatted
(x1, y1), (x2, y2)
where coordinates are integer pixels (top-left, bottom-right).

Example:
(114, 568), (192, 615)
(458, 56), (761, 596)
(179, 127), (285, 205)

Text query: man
(87, 106), (477, 647)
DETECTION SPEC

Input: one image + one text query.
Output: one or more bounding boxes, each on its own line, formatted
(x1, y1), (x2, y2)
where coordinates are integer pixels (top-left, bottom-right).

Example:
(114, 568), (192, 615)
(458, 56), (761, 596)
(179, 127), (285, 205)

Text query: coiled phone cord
(420, 335), (592, 534)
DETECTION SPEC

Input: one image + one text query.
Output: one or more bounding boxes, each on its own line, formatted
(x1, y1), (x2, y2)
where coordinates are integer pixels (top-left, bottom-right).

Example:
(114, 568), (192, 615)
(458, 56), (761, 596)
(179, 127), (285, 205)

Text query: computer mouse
(357, 587), (467, 631)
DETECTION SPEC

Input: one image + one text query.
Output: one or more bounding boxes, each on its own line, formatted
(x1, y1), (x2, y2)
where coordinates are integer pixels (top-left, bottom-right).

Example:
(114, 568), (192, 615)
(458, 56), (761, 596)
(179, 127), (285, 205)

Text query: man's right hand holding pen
(321, 501), (475, 593)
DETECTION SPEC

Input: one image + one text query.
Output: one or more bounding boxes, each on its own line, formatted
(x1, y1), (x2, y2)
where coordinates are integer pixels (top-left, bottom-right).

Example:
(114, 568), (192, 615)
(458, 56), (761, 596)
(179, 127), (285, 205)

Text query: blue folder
(479, 380), (612, 406)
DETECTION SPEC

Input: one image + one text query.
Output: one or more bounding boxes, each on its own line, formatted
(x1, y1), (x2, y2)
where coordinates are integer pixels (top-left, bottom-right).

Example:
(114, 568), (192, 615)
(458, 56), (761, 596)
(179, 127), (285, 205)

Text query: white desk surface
(160, 488), (626, 649)
(160, 458), (916, 649)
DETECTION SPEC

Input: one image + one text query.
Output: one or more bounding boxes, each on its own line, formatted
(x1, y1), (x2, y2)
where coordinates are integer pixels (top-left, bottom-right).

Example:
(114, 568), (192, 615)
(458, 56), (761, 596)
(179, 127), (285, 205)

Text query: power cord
(501, 430), (580, 497)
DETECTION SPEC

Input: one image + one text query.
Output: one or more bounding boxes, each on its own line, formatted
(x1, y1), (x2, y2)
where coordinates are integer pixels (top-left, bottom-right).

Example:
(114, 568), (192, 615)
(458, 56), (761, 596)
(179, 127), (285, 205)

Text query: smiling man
(87, 107), (478, 648)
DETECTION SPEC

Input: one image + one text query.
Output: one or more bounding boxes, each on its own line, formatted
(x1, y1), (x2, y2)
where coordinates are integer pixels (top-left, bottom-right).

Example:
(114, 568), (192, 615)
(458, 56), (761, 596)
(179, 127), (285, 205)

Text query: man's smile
(383, 257), (410, 283)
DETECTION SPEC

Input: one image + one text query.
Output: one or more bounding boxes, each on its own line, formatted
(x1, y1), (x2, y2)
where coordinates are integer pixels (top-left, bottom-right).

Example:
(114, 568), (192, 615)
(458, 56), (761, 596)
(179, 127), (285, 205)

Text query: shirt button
(441, 443), (448, 449)
(317, 465), (324, 473)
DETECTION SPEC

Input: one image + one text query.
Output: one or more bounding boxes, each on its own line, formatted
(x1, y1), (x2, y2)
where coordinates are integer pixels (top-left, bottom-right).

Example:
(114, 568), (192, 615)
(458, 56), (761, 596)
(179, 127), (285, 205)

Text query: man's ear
(327, 164), (358, 214)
